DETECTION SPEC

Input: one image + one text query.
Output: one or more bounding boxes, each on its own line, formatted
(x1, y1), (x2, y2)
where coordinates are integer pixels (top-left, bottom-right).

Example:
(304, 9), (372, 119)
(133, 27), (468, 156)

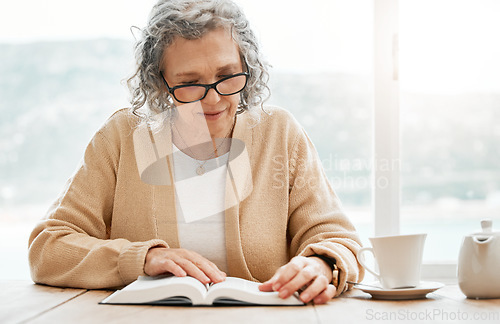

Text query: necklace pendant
(196, 165), (205, 175)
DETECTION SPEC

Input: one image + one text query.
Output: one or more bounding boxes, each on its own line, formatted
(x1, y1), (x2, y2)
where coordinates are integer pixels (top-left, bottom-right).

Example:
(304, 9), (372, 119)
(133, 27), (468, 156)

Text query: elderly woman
(28, 0), (363, 304)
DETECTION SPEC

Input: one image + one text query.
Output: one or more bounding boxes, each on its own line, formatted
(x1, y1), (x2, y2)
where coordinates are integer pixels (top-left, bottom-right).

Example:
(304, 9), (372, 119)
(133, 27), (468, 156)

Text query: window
(399, 0), (500, 263)
(1, 0), (375, 280)
(372, 0), (500, 278)
(2, 0), (498, 281)
(237, 0), (374, 244)
(0, 1), (155, 280)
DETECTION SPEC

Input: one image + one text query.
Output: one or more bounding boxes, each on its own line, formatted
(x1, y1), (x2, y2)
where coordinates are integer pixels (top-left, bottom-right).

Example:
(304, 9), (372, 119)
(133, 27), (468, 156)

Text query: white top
(172, 143), (229, 273)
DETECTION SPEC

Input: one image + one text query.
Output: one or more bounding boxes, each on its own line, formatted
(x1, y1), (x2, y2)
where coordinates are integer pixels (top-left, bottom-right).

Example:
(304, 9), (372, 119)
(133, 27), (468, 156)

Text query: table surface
(1, 281), (499, 324)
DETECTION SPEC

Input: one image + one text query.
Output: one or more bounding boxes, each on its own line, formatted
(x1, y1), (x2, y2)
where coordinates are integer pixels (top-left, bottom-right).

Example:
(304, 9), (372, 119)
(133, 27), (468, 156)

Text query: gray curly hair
(127, 0), (270, 122)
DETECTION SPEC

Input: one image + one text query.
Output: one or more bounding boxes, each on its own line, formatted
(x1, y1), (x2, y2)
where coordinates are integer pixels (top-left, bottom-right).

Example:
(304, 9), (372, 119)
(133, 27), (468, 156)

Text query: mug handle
(357, 247), (381, 279)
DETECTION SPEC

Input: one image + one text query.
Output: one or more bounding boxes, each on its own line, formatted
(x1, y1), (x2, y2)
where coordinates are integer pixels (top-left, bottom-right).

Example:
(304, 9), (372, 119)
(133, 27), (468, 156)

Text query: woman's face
(162, 28), (243, 139)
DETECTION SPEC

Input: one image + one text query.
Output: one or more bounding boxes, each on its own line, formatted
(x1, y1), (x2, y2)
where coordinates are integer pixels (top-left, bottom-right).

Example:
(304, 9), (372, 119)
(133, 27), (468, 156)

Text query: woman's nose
(201, 88), (221, 105)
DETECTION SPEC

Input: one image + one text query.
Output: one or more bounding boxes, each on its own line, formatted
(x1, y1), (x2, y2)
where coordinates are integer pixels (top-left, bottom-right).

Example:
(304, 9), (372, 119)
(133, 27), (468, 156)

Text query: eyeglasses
(160, 71), (249, 104)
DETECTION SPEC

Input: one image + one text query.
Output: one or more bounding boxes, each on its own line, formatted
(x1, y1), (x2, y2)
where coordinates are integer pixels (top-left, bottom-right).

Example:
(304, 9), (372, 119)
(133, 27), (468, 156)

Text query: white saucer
(354, 281), (445, 300)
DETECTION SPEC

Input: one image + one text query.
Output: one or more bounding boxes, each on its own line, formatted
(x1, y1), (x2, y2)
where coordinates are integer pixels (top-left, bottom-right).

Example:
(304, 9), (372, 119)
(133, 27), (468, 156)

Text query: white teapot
(458, 219), (500, 299)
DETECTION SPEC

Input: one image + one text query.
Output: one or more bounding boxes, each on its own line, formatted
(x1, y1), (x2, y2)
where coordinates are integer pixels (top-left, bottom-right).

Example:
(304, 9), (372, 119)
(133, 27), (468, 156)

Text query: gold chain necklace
(173, 118), (235, 175)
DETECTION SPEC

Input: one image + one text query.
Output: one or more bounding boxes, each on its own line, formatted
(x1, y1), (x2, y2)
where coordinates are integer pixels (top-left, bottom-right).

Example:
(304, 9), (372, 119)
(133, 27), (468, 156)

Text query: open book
(100, 276), (304, 306)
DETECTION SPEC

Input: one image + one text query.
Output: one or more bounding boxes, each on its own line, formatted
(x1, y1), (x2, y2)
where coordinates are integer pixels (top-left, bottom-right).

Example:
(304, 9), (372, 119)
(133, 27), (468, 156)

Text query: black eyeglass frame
(160, 71), (249, 104)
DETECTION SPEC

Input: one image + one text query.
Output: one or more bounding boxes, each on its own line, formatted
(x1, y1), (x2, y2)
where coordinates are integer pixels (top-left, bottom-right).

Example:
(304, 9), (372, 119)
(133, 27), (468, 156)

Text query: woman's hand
(144, 247), (226, 284)
(258, 256), (336, 304)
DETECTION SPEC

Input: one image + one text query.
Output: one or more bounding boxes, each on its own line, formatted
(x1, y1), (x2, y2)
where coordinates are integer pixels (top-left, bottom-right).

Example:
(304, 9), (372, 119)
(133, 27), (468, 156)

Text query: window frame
(373, 0), (456, 280)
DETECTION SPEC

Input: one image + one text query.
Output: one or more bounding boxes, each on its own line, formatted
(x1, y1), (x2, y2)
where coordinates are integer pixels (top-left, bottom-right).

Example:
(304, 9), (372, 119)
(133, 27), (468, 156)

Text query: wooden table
(1, 281), (499, 324)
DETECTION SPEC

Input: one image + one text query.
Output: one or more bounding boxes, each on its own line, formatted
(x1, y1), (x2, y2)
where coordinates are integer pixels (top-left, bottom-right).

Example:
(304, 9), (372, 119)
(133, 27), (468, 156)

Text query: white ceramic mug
(357, 234), (427, 289)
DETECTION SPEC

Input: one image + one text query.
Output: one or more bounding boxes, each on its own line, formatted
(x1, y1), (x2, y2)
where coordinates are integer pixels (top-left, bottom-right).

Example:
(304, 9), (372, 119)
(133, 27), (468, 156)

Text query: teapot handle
(473, 235), (493, 244)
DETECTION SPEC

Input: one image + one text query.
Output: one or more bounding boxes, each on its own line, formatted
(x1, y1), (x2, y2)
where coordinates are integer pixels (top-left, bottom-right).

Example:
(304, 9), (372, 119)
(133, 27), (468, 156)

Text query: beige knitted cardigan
(28, 106), (364, 295)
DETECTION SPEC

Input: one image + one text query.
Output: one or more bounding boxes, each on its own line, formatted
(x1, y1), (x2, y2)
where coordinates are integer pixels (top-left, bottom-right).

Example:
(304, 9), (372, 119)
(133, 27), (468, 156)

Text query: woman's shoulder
(249, 104), (301, 128)
(79, 108), (142, 157)
(257, 105), (296, 121)
(94, 108), (141, 139)
(101, 108), (140, 129)
(245, 105), (304, 139)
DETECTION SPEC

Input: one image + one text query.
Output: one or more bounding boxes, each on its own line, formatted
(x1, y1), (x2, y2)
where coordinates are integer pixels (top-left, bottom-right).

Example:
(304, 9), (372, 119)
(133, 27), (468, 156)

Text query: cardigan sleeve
(286, 127), (365, 296)
(28, 122), (168, 289)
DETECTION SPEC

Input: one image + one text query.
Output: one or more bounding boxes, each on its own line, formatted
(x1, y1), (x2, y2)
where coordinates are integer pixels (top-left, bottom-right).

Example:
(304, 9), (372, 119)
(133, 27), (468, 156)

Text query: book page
(206, 277), (304, 306)
(101, 276), (208, 305)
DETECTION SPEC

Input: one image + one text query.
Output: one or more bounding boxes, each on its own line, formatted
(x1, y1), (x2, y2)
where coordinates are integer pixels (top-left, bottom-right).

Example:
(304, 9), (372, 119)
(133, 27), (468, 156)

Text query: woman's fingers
(278, 264), (316, 299)
(144, 247), (226, 284)
(161, 258), (187, 277)
(271, 256), (307, 291)
(199, 259), (227, 283)
(172, 250), (226, 283)
(297, 275), (329, 303)
(144, 247), (178, 276)
(258, 255), (335, 304)
(312, 284), (337, 304)
(174, 257), (212, 284)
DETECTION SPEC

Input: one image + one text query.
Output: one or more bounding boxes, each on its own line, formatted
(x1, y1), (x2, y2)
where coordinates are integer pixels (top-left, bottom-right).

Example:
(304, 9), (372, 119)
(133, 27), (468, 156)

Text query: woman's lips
(202, 109), (226, 121)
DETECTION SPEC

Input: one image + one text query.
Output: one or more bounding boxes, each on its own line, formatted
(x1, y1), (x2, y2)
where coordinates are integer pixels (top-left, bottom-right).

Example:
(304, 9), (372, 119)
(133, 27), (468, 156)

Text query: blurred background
(1, 0), (499, 280)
